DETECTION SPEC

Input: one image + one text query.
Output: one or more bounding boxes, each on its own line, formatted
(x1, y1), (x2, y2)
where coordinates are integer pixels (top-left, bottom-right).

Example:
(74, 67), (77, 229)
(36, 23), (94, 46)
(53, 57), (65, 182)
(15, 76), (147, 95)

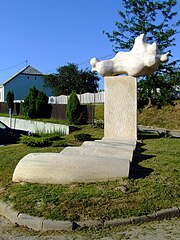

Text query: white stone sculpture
(90, 34), (169, 77)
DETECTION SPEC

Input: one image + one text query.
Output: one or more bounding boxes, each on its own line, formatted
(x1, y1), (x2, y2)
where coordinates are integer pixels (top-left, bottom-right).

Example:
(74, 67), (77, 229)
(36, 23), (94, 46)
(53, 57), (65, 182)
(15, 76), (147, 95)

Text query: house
(0, 65), (52, 102)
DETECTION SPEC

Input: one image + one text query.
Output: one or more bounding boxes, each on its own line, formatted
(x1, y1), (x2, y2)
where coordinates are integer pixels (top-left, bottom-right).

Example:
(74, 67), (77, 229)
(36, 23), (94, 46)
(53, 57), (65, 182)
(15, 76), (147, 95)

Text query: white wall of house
(4, 74), (52, 101)
(0, 86), (4, 102)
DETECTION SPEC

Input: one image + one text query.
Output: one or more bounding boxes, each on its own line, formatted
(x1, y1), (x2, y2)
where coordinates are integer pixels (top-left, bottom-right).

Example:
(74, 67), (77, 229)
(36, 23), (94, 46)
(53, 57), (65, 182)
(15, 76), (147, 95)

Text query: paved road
(138, 125), (180, 138)
(0, 215), (180, 239)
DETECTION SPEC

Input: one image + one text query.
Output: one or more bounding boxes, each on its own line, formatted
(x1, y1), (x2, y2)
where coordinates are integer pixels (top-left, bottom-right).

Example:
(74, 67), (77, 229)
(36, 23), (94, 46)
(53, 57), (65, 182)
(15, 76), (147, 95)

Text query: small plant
(74, 133), (91, 141)
(93, 119), (104, 129)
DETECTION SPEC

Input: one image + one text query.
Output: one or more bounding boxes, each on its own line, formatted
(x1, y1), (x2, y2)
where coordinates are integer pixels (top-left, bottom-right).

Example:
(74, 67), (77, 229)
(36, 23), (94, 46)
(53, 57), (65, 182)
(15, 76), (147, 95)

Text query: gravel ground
(0, 215), (180, 240)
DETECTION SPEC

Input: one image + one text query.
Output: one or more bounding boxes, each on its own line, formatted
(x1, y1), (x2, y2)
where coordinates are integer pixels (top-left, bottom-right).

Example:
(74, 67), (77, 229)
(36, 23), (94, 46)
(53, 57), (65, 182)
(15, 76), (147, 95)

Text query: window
(27, 76), (29, 79)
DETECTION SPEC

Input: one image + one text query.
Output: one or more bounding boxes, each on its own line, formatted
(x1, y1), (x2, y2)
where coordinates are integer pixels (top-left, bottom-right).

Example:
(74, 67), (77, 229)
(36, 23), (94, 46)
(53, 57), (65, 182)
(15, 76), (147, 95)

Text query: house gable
(21, 65), (43, 76)
(2, 65), (52, 101)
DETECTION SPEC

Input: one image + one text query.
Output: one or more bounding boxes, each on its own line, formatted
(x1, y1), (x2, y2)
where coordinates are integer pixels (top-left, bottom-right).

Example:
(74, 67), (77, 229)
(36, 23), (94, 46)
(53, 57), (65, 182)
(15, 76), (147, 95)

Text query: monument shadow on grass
(129, 141), (155, 179)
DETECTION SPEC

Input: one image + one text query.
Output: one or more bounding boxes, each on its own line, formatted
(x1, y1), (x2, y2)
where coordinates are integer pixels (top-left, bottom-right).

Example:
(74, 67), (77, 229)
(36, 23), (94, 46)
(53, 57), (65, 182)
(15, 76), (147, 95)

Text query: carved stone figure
(90, 34), (169, 77)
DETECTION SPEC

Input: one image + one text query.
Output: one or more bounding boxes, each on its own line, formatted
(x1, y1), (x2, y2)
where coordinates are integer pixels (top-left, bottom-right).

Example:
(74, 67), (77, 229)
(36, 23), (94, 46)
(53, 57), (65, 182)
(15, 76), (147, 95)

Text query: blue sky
(0, 0), (179, 90)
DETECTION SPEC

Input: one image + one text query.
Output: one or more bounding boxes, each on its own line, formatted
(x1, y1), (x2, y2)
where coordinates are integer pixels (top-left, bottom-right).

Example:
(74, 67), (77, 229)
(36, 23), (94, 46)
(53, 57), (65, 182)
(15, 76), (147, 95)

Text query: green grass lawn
(0, 125), (179, 222)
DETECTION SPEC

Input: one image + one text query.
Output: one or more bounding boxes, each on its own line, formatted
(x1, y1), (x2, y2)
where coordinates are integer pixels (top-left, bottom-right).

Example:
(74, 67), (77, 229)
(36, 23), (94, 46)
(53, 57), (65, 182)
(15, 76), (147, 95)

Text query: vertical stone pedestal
(104, 76), (137, 140)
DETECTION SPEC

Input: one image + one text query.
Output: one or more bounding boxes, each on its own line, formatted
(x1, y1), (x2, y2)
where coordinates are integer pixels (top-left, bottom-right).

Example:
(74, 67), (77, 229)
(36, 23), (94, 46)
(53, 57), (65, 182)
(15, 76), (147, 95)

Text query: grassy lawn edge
(0, 128), (179, 222)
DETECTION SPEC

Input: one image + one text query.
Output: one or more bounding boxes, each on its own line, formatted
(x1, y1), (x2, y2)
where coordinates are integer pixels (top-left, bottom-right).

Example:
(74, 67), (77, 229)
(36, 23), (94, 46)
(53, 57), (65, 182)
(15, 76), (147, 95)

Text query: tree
(104, 0), (180, 106)
(66, 90), (81, 124)
(6, 90), (14, 112)
(23, 87), (51, 119)
(43, 63), (100, 95)
(6, 90), (14, 128)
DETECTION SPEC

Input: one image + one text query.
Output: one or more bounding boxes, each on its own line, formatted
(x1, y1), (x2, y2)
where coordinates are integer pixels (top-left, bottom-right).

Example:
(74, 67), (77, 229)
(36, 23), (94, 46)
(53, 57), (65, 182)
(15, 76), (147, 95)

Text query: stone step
(82, 140), (134, 151)
(60, 146), (133, 161)
(101, 137), (137, 149)
(12, 152), (130, 185)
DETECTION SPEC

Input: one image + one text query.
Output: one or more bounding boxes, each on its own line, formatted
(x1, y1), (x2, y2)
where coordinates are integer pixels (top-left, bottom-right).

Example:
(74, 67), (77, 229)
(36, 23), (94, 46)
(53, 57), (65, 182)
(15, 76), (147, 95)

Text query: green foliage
(74, 133), (92, 141)
(43, 63), (100, 95)
(66, 91), (81, 124)
(23, 86), (52, 119)
(52, 140), (68, 147)
(20, 135), (51, 147)
(104, 0), (180, 106)
(104, 0), (179, 52)
(20, 131), (64, 147)
(6, 90), (14, 111)
(138, 75), (172, 107)
(34, 130), (64, 139)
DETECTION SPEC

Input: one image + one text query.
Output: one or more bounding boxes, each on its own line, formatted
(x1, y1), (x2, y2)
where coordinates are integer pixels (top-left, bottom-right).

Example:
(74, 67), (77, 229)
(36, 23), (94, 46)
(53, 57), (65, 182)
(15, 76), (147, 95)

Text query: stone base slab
(12, 138), (135, 185)
(12, 154), (130, 185)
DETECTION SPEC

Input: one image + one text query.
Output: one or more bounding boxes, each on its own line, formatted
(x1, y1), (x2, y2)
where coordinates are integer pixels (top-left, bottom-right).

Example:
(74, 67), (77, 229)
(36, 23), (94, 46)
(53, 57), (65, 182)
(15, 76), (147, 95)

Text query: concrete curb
(0, 200), (179, 231)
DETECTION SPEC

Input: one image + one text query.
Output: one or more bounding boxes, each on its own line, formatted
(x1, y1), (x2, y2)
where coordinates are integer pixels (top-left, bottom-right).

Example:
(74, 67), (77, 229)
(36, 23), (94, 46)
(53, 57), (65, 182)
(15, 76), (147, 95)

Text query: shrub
(6, 90), (14, 113)
(35, 90), (52, 118)
(45, 135), (62, 141)
(52, 140), (68, 147)
(23, 87), (52, 119)
(20, 131), (65, 147)
(74, 133), (91, 141)
(34, 132), (63, 141)
(20, 135), (51, 147)
(66, 91), (81, 124)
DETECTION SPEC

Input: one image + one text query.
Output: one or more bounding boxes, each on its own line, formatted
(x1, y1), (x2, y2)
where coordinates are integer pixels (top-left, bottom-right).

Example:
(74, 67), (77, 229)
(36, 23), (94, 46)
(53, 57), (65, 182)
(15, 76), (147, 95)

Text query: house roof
(3, 65), (43, 85)
(21, 65), (43, 75)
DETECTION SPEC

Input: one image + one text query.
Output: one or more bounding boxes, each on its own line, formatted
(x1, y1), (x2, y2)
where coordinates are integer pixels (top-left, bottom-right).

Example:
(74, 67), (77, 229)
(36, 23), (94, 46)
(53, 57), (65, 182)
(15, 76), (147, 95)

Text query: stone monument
(12, 34), (169, 184)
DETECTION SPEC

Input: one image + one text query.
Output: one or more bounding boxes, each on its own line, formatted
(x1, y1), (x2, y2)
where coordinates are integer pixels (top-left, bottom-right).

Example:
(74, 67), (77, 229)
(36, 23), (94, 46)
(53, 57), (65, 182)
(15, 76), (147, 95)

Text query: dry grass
(138, 101), (180, 130)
